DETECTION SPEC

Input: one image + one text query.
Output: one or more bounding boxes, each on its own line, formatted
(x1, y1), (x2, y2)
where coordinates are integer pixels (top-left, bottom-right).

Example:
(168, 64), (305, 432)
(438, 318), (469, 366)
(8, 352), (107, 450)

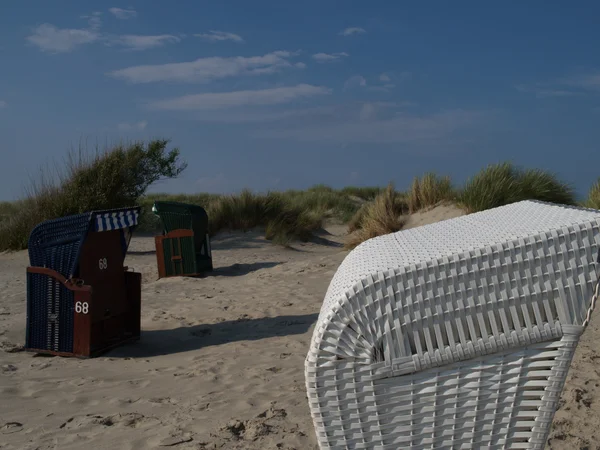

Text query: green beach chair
(152, 201), (213, 278)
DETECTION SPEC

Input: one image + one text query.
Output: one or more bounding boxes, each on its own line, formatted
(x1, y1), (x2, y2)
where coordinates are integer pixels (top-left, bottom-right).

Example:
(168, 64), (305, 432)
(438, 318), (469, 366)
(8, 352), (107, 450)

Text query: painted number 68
(98, 258), (108, 270)
(75, 301), (89, 314)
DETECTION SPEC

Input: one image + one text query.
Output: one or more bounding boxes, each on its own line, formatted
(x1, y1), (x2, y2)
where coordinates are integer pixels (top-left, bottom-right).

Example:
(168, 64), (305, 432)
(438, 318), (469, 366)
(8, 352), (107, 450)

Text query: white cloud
(81, 12), (102, 31)
(515, 84), (577, 99)
(368, 84), (396, 92)
(109, 7), (137, 19)
(561, 73), (600, 91)
(517, 71), (600, 98)
(0, 100), (6, 108)
(26, 12), (102, 53)
(343, 75), (367, 89)
(147, 84), (331, 111)
(369, 72), (410, 91)
(27, 23), (100, 53)
(312, 52), (349, 63)
(111, 34), (181, 50)
(190, 105), (338, 123)
(254, 109), (484, 144)
(359, 103), (377, 121)
(117, 120), (147, 130)
(339, 27), (366, 36)
(295, 62), (307, 69)
(194, 31), (244, 43)
(108, 51), (303, 83)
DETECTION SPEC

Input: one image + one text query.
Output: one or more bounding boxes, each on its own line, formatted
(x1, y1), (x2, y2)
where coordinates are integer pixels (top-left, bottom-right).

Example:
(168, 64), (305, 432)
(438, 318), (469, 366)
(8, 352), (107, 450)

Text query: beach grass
(0, 141), (597, 252)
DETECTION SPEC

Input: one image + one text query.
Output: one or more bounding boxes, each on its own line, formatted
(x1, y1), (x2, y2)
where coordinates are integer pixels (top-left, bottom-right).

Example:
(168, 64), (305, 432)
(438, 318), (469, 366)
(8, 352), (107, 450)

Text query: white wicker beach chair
(305, 200), (600, 450)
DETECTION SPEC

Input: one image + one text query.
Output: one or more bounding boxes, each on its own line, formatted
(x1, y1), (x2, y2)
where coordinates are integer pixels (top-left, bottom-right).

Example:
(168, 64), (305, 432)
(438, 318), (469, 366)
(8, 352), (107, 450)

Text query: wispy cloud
(27, 13), (102, 53)
(312, 52), (349, 63)
(339, 27), (366, 36)
(561, 72), (600, 91)
(254, 109), (485, 144)
(368, 84), (396, 92)
(108, 7), (137, 19)
(0, 100), (6, 108)
(195, 31), (244, 43)
(517, 71), (600, 98)
(191, 105), (338, 123)
(117, 120), (147, 130)
(344, 75), (367, 90)
(108, 51), (303, 83)
(111, 34), (181, 50)
(368, 71), (411, 92)
(147, 84), (331, 111)
(515, 84), (577, 99)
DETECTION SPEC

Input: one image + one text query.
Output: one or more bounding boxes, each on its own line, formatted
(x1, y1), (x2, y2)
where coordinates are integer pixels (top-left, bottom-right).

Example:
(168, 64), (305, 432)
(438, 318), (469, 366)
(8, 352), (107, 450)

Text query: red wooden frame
(155, 229), (200, 278)
(24, 266), (141, 358)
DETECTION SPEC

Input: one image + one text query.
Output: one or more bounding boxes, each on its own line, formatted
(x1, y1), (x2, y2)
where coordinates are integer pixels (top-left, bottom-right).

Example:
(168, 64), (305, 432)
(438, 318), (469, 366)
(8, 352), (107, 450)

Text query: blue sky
(1, 1), (600, 201)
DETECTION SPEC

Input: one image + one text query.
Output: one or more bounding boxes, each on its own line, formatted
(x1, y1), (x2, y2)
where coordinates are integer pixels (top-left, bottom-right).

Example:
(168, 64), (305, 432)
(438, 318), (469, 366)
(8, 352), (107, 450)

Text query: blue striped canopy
(93, 208), (139, 232)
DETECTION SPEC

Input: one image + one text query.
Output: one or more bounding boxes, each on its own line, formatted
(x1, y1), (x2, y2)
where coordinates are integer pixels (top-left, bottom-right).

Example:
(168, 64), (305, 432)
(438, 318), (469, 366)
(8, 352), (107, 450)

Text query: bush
(583, 178), (600, 210)
(0, 140), (186, 252)
(0, 201), (20, 224)
(206, 191), (323, 245)
(340, 186), (382, 201)
(345, 183), (407, 249)
(280, 187), (361, 223)
(407, 173), (455, 213)
(458, 162), (575, 213)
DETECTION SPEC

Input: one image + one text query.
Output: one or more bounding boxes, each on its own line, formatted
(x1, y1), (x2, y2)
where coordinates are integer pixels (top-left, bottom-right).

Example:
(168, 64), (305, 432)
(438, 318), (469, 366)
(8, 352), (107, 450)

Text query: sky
(1, 1), (600, 201)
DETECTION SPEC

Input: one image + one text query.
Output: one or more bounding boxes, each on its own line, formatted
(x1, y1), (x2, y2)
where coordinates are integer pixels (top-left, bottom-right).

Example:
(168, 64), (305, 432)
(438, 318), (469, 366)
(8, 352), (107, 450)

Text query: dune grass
(136, 184), (375, 243)
(584, 178), (600, 210)
(457, 163), (576, 213)
(407, 173), (455, 213)
(0, 145), (597, 254)
(345, 183), (407, 249)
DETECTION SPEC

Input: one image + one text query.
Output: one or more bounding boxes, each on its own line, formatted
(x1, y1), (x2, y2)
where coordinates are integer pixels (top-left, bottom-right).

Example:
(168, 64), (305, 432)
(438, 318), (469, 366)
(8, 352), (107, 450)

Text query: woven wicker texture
(26, 206), (141, 354)
(306, 200), (600, 450)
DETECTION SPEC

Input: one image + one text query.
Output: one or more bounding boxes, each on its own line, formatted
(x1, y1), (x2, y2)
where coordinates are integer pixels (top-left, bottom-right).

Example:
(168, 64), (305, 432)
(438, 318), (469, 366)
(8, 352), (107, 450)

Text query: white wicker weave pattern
(306, 201), (600, 450)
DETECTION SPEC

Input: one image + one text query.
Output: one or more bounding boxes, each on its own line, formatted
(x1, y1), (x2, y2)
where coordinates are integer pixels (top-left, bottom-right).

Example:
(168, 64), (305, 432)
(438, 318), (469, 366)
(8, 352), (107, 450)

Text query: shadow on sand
(208, 261), (281, 277)
(107, 313), (319, 358)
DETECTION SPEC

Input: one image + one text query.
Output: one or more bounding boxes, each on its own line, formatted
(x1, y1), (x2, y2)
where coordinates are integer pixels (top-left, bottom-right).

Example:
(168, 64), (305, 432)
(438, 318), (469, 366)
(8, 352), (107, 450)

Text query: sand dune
(1, 219), (599, 449)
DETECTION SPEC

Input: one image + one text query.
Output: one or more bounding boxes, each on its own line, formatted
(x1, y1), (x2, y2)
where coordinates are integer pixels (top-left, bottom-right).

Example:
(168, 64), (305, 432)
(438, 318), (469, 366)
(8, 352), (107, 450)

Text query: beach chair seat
(25, 207), (142, 358)
(305, 200), (600, 449)
(152, 201), (213, 278)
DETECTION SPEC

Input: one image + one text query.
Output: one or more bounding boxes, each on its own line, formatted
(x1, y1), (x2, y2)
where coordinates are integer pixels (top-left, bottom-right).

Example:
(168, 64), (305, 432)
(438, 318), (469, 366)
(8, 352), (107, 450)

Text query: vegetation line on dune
(0, 141), (597, 252)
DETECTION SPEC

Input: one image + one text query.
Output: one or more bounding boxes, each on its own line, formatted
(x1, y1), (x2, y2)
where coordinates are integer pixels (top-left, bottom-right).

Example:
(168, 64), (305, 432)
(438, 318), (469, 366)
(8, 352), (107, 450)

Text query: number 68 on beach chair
(306, 200), (600, 450)
(25, 207), (142, 358)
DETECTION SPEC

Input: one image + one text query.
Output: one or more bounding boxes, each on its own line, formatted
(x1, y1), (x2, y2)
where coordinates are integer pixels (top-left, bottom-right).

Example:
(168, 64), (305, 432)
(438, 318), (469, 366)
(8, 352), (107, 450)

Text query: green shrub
(346, 183), (407, 249)
(205, 190), (323, 245)
(0, 140), (186, 252)
(583, 178), (600, 210)
(458, 163), (575, 213)
(407, 173), (455, 213)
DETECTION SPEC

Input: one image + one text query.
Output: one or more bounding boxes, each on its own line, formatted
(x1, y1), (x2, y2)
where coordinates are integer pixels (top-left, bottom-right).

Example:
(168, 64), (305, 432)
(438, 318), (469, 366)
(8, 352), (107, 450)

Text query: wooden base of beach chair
(24, 267), (141, 358)
(155, 229), (213, 279)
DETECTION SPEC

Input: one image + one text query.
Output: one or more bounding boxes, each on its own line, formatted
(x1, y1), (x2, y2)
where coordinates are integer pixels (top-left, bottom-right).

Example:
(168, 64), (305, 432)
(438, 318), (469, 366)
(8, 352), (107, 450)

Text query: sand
(1, 208), (599, 450)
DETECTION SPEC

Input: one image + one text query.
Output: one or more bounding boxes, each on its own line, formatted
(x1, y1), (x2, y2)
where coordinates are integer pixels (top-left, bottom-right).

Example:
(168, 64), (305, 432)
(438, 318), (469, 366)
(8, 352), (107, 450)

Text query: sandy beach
(1, 218), (600, 449)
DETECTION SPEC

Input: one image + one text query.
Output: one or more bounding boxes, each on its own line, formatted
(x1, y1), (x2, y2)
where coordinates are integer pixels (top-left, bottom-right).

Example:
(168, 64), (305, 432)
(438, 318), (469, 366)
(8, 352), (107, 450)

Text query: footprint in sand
(60, 412), (159, 430)
(1, 364), (17, 374)
(1, 422), (23, 434)
(128, 379), (152, 388)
